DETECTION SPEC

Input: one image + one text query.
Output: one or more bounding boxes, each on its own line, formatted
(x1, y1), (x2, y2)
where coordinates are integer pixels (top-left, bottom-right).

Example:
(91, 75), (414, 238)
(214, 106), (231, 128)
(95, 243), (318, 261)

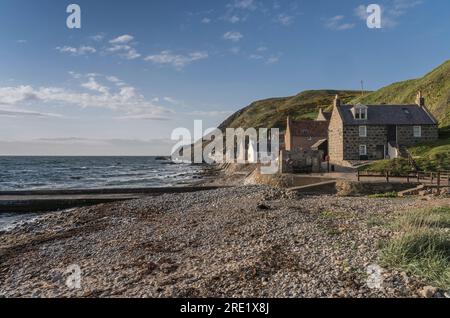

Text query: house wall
(328, 108), (344, 162)
(285, 126), (292, 151)
(291, 136), (324, 152)
(397, 125), (438, 147)
(341, 124), (439, 160)
(343, 125), (387, 160)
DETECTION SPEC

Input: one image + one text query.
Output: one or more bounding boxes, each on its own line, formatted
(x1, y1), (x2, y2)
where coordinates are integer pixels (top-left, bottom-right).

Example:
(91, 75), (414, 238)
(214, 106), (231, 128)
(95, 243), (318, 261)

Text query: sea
(0, 156), (205, 230)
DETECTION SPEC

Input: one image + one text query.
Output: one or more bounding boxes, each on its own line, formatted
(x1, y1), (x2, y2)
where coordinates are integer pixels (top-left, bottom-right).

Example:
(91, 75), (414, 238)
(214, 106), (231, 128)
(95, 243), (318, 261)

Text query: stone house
(284, 111), (330, 156)
(328, 92), (439, 162)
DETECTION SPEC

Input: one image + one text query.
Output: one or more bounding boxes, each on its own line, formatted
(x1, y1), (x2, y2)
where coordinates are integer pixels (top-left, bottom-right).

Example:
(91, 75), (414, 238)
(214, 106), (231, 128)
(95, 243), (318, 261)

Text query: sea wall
(335, 180), (419, 196)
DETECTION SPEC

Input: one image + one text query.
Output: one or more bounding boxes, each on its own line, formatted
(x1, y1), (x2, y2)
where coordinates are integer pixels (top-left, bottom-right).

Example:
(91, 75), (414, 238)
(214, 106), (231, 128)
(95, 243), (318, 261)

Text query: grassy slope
(218, 90), (362, 131)
(362, 128), (450, 173)
(353, 60), (450, 128)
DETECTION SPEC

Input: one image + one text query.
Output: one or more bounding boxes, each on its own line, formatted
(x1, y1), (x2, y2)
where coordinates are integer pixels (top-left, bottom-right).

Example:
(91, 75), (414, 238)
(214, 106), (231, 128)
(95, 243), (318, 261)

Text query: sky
(0, 0), (449, 155)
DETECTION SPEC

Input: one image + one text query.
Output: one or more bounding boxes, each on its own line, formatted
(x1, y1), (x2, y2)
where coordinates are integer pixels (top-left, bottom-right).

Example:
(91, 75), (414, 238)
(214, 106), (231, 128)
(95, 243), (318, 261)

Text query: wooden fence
(357, 170), (450, 191)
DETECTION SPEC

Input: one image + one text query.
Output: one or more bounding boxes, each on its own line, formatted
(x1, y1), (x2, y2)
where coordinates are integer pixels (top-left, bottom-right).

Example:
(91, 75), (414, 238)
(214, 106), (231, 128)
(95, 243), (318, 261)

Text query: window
(360, 108), (367, 120)
(413, 126), (422, 138)
(359, 145), (367, 156)
(359, 125), (367, 137)
(354, 106), (367, 120)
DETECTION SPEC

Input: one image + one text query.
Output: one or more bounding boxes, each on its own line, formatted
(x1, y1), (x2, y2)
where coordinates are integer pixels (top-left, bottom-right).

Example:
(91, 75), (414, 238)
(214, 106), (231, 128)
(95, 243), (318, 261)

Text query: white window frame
(359, 145), (367, 156)
(359, 108), (367, 120)
(359, 125), (367, 137)
(413, 126), (422, 138)
(354, 106), (368, 120)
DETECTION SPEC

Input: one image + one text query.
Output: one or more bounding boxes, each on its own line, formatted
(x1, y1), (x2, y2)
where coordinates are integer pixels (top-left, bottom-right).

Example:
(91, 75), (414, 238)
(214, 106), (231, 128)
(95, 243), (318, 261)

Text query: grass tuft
(379, 206), (450, 289)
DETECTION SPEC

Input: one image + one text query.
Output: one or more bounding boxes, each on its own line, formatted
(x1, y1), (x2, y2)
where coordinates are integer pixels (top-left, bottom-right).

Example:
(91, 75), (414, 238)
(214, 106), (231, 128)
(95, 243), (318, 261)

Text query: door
(375, 145), (385, 160)
(387, 125), (397, 143)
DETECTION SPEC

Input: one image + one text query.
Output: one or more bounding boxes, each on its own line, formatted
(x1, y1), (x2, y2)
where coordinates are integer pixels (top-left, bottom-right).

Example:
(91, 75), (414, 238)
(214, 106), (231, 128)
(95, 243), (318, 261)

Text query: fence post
(437, 172), (441, 195)
(431, 172), (434, 184)
(386, 171), (389, 183)
(357, 170), (360, 182)
(417, 172), (420, 183)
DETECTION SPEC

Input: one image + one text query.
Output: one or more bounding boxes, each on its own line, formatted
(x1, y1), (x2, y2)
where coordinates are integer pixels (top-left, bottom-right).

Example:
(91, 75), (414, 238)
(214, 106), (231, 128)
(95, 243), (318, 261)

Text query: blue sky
(0, 0), (449, 155)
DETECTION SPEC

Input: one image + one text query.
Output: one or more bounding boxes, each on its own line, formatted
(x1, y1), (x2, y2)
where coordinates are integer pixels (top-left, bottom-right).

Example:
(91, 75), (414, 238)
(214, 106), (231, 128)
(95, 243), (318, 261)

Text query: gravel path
(0, 186), (447, 298)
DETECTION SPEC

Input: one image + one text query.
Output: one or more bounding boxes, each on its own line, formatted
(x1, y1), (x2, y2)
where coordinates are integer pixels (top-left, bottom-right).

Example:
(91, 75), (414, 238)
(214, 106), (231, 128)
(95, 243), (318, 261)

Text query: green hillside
(219, 60), (449, 132)
(218, 90), (362, 131)
(353, 60), (450, 127)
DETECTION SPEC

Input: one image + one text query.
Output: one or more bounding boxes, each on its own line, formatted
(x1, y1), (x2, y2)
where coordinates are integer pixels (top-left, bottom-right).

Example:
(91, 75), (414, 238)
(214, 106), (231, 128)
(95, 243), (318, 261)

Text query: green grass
(218, 90), (362, 131)
(361, 129), (450, 173)
(368, 192), (398, 198)
(353, 60), (450, 127)
(360, 158), (416, 175)
(379, 206), (450, 289)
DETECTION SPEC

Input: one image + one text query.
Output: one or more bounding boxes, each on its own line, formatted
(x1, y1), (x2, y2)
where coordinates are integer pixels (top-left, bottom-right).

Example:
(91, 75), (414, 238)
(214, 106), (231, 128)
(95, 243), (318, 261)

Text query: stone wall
(343, 125), (387, 160)
(341, 124), (438, 160)
(280, 150), (323, 173)
(291, 136), (324, 152)
(328, 108), (344, 162)
(335, 180), (420, 196)
(397, 125), (439, 147)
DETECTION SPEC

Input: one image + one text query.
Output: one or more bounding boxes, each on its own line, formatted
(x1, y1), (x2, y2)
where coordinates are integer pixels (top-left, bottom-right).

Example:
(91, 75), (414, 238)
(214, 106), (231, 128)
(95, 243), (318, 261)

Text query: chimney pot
(416, 91), (425, 107)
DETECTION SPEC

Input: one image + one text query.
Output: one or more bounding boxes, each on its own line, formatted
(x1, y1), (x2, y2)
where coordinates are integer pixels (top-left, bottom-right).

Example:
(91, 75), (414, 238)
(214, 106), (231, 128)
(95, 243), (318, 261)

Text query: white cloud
(249, 54), (263, 60)
(201, 17), (211, 24)
(144, 50), (208, 70)
(56, 45), (97, 56)
(324, 15), (355, 31)
(266, 56), (279, 64)
(106, 76), (120, 83)
(275, 13), (294, 26)
(106, 44), (140, 60)
(355, 0), (423, 28)
(81, 77), (110, 94)
(0, 107), (62, 118)
(229, 15), (240, 23)
(121, 48), (141, 60)
(16, 40), (27, 44)
(0, 74), (172, 120)
(68, 71), (82, 79)
(105, 76), (126, 86)
(256, 46), (267, 52)
(109, 34), (134, 44)
(163, 96), (182, 105)
(223, 31), (243, 42)
(230, 0), (257, 10)
(90, 33), (105, 42)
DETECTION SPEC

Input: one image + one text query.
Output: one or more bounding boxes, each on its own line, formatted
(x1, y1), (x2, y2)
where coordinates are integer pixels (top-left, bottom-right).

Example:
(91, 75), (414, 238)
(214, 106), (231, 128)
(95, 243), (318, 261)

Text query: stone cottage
(284, 111), (330, 156)
(328, 92), (439, 162)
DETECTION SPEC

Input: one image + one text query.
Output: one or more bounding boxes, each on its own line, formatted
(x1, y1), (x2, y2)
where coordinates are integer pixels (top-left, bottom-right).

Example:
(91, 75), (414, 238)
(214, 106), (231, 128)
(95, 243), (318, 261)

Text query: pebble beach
(1, 185), (447, 298)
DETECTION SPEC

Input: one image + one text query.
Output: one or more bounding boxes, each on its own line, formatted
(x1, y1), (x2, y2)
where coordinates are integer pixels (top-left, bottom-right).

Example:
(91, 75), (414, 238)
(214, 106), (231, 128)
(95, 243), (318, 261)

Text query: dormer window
(353, 105), (368, 120)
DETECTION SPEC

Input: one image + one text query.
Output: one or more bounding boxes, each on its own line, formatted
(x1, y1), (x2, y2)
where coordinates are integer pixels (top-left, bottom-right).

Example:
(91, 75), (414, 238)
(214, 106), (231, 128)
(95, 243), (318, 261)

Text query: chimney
(416, 91), (425, 107)
(286, 115), (292, 151)
(316, 108), (326, 121)
(333, 94), (341, 108)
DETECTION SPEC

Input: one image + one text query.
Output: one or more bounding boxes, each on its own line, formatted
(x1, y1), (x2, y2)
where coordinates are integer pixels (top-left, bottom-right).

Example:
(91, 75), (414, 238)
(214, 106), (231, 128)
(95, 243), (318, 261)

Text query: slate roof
(321, 112), (332, 121)
(311, 139), (327, 149)
(337, 104), (437, 125)
(290, 120), (329, 137)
